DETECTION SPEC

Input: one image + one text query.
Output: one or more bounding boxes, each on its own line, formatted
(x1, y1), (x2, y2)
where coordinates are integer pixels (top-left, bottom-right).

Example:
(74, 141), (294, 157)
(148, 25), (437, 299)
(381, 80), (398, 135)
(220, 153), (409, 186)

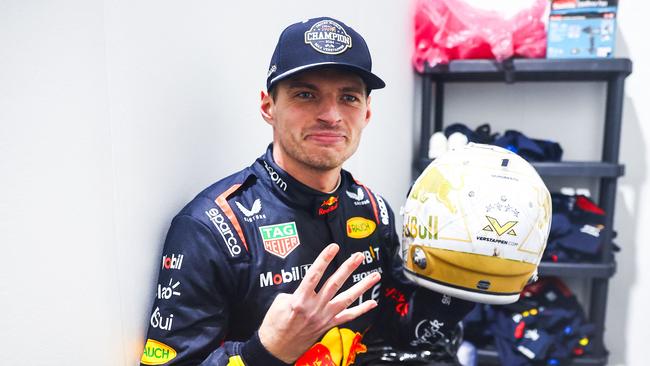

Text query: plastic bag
(413, 0), (548, 72)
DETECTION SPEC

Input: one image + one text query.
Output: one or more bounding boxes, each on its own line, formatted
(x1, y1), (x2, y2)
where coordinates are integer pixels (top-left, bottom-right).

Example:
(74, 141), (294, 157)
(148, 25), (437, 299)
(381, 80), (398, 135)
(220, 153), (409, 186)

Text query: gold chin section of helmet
(404, 244), (536, 296)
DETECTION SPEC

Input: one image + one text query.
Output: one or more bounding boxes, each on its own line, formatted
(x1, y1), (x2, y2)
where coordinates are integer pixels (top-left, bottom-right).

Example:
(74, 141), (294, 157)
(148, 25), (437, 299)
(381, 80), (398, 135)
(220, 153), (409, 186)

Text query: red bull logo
(318, 196), (339, 215)
(295, 327), (367, 366)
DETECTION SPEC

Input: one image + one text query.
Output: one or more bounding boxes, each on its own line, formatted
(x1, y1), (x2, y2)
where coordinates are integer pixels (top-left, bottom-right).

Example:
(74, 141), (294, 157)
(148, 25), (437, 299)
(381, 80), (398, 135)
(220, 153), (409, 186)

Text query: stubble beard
(280, 135), (358, 171)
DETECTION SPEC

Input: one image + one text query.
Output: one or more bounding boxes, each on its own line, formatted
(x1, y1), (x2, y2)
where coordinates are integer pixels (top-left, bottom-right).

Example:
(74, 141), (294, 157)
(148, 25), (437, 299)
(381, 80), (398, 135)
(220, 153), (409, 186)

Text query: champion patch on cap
(304, 19), (352, 55)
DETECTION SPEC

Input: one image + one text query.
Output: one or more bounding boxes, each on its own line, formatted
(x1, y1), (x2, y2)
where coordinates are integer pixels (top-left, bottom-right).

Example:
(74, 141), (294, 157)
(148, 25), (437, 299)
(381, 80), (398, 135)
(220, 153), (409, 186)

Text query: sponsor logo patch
(141, 339), (177, 365)
(259, 263), (311, 288)
(376, 195), (390, 225)
(346, 217), (376, 239)
(360, 245), (380, 265)
(206, 208), (242, 258)
(476, 215), (519, 246)
(304, 19), (352, 55)
(161, 254), (183, 270)
(235, 199), (266, 223)
(403, 215), (438, 240)
(356, 283), (382, 307)
(297, 327), (367, 366)
(442, 294), (451, 306)
(157, 278), (181, 300)
(319, 196), (339, 215)
(150, 307), (174, 331)
(262, 160), (288, 191)
(259, 222), (301, 258)
(352, 267), (382, 283)
(346, 187), (369, 206)
(267, 64), (277, 78)
(384, 287), (409, 317)
(483, 216), (518, 236)
(410, 319), (445, 347)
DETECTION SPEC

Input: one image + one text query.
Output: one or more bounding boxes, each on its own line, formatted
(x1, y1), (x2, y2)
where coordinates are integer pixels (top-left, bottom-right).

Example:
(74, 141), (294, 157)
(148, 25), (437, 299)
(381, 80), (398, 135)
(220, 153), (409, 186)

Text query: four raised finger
(330, 299), (379, 327)
(294, 243), (339, 296)
(328, 271), (381, 313)
(316, 252), (365, 306)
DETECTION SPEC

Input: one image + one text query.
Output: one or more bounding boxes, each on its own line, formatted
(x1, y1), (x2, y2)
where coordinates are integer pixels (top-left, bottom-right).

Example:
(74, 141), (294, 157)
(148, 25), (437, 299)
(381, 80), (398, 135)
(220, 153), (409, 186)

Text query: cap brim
(267, 62), (386, 91)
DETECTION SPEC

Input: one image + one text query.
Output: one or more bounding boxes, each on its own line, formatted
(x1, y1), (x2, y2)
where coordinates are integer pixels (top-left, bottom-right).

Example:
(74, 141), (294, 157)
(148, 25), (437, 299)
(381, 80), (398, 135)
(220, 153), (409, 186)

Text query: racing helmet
(402, 143), (552, 304)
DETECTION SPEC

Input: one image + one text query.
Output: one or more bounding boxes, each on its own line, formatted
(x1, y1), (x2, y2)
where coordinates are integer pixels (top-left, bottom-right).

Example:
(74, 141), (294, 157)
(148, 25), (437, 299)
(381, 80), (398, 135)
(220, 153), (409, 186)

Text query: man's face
(261, 68), (371, 171)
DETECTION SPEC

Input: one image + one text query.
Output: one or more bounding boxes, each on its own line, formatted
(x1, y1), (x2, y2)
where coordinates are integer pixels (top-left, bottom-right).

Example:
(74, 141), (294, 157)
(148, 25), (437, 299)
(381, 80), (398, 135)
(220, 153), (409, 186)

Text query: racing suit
(141, 145), (474, 366)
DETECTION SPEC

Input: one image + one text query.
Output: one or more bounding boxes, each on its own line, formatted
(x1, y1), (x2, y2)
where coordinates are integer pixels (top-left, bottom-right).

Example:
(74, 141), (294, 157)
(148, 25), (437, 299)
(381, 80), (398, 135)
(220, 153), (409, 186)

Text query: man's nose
(317, 96), (342, 125)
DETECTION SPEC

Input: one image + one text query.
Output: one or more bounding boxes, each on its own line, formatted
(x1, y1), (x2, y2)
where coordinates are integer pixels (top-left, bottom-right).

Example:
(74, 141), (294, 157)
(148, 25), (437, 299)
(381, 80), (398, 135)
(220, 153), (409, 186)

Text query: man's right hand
(258, 243), (381, 364)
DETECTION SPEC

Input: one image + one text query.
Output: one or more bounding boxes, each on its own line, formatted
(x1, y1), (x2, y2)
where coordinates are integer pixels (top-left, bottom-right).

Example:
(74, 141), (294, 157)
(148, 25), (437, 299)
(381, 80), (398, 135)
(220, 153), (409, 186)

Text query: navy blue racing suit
(140, 145), (474, 366)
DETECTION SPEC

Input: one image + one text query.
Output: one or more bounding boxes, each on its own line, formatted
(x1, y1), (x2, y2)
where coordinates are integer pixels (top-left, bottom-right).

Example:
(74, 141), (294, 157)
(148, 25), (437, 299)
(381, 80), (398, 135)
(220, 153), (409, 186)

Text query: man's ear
(364, 95), (372, 126)
(260, 90), (274, 125)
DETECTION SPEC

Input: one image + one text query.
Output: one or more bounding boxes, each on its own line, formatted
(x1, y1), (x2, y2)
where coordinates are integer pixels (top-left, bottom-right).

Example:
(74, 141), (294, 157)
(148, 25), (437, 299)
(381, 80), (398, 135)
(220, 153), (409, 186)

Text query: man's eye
(343, 95), (359, 102)
(297, 91), (314, 99)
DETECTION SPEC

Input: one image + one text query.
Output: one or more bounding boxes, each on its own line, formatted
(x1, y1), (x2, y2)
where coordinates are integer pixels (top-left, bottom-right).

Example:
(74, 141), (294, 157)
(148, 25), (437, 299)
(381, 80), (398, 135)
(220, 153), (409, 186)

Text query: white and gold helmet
(402, 143), (552, 304)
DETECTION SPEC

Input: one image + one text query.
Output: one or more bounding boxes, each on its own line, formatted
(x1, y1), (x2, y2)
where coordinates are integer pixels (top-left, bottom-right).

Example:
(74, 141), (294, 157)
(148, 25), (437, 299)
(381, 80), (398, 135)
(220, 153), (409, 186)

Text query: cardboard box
(546, 6), (617, 59)
(551, 0), (618, 11)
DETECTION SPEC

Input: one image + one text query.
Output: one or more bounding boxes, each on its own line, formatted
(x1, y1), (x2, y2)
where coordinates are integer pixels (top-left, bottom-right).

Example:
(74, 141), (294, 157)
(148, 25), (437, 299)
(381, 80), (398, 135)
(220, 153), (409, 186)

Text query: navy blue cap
(266, 17), (386, 91)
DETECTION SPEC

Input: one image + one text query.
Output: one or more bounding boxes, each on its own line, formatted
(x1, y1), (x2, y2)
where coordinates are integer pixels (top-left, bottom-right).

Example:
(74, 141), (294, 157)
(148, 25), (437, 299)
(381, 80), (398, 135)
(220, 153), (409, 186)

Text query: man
(141, 17), (474, 366)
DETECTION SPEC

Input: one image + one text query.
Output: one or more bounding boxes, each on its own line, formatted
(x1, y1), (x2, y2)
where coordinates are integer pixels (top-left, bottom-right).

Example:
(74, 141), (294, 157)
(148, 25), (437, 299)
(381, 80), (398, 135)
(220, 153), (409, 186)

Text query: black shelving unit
(477, 347), (609, 365)
(416, 158), (625, 178)
(416, 58), (632, 365)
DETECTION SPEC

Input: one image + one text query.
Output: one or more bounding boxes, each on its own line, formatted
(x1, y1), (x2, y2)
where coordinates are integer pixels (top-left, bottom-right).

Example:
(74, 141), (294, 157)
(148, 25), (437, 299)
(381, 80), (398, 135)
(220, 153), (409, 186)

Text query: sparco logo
(260, 264), (311, 288)
(161, 254), (183, 270)
(262, 160), (287, 191)
(304, 19), (352, 55)
(206, 208), (242, 257)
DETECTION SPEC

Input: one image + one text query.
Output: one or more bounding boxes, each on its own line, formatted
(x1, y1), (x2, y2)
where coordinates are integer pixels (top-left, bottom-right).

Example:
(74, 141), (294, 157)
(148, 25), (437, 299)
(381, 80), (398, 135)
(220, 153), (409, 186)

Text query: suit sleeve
(373, 197), (477, 350)
(140, 214), (289, 366)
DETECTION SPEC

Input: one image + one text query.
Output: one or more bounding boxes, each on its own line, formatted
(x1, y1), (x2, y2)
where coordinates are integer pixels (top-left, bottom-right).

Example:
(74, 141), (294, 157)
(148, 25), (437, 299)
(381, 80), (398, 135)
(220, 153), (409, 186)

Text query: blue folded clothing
(544, 194), (608, 262)
(444, 123), (499, 144)
(494, 130), (563, 162)
(440, 123), (563, 162)
(463, 277), (595, 365)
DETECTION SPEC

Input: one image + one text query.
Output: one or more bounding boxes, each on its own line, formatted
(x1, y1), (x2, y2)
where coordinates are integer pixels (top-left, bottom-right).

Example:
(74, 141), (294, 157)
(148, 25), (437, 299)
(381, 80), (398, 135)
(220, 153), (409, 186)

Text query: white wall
(0, 1), (647, 365)
(0, 1), (414, 365)
(606, 3), (650, 365)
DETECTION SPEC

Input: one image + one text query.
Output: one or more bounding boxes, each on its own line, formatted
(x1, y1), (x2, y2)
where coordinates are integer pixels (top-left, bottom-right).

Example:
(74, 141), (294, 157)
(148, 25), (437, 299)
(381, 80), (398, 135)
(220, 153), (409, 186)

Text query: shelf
(532, 162), (624, 177)
(421, 58), (632, 82)
(538, 261), (616, 278)
(416, 158), (624, 178)
(417, 57), (631, 360)
(477, 347), (608, 365)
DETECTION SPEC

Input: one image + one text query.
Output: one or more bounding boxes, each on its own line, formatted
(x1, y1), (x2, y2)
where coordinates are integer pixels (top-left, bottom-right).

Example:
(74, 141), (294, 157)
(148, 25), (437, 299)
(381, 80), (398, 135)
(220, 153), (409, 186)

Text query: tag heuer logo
(304, 19), (352, 55)
(259, 222), (301, 258)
